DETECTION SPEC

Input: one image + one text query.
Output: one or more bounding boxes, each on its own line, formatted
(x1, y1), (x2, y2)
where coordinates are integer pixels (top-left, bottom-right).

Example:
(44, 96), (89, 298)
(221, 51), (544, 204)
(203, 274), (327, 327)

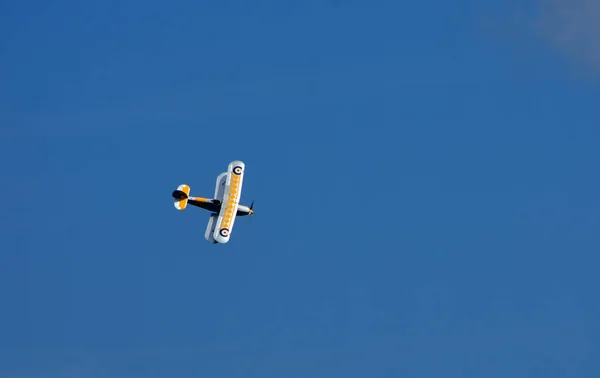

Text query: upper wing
(213, 161), (245, 243)
(214, 172), (227, 200)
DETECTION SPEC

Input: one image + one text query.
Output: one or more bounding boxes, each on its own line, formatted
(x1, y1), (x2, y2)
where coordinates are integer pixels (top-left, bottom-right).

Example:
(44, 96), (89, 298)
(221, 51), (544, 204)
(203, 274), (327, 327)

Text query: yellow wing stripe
(219, 170), (242, 231)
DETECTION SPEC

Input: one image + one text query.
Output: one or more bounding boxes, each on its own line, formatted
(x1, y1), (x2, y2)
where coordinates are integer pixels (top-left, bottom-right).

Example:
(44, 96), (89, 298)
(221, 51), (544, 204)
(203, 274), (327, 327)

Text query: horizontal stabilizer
(172, 184), (190, 210)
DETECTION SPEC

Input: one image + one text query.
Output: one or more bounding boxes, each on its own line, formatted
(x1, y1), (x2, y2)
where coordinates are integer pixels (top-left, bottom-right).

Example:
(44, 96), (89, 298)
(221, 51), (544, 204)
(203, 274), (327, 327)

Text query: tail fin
(172, 184), (191, 210)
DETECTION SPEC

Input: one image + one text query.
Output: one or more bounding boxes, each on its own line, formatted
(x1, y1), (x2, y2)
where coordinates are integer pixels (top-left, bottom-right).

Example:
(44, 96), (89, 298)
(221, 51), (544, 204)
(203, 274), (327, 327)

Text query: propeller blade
(248, 200), (254, 224)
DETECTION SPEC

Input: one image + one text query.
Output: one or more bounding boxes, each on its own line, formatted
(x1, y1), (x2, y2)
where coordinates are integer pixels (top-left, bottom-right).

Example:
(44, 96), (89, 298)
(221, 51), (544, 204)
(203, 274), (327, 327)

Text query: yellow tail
(172, 184), (191, 210)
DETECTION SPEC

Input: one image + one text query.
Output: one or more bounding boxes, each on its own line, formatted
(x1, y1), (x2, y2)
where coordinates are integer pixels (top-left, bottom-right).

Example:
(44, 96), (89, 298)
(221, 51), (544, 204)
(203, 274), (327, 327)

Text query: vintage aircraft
(172, 160), (253, 244)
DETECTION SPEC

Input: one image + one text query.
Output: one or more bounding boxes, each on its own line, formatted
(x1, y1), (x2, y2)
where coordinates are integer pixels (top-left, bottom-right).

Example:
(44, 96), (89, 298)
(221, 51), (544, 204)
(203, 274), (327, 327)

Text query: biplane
(172, 160), (253, 244)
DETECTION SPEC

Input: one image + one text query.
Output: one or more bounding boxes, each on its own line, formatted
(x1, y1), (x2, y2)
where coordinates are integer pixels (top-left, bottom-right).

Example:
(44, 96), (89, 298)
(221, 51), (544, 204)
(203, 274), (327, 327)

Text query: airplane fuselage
(172, 191), (253, 216)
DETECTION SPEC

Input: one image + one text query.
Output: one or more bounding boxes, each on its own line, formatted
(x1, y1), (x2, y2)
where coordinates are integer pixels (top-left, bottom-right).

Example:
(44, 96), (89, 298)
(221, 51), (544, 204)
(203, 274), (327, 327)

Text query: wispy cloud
(534, 0), (600, 71)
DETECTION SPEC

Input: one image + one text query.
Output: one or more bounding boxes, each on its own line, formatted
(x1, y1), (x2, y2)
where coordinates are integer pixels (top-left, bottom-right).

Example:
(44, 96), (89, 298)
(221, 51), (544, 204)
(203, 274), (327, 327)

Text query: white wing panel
(213, 161), (245, 243)
(205, 213), (219, 244)
(214, 172), (227, 201)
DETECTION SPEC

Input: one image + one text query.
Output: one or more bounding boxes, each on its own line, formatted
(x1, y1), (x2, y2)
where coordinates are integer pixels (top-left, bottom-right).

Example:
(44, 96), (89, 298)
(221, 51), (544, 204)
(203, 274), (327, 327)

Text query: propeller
(248, 200), (255, 223)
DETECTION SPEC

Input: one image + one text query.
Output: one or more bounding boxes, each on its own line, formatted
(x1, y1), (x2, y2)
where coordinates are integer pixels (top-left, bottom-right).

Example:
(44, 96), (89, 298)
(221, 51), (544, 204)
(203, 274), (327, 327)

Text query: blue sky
(1, 1), (599, 377)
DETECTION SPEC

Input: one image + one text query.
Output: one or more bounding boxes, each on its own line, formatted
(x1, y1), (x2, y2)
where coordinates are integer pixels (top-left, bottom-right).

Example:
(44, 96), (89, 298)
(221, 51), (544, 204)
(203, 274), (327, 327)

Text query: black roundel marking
(232, 166), (243, 175)
(219, 228), (230, 237)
